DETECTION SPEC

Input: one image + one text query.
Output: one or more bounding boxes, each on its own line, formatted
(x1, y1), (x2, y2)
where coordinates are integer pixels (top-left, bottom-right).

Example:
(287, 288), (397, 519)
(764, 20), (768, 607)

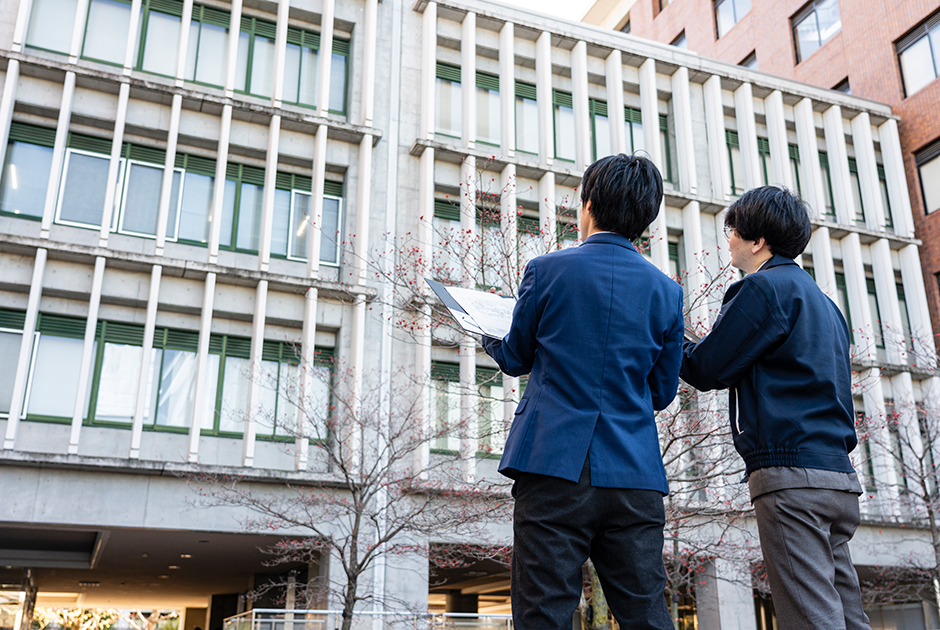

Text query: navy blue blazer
(483, 232), (684, 493)
(680, 255), (858, 476)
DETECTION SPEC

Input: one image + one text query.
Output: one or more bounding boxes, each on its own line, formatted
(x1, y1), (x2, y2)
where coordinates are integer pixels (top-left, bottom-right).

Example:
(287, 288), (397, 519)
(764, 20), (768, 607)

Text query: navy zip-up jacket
(680, 255), (858, 477)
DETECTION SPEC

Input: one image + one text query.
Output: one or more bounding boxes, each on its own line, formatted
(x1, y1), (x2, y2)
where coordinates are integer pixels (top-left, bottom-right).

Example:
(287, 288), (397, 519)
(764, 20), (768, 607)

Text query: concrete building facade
(0, 0), (938, 627)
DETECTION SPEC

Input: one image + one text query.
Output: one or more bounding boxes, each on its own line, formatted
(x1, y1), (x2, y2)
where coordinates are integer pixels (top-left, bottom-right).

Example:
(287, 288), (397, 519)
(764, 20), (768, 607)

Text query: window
(792, 0), (841, 63)
(659, 115), (672, 183)
(788, 144), (801, 195)
(432, 200), (463, 284)
(757, 137), (771, 186)
(833, 77), (851, 94)
(847, 157), (865, 224)
(0, 123), (55, 220)
(26, 0), (77, 53)
(235, 17), (277, 98)
(515, 82), (539, 155)
(477, 368), (506, 455)
(184, 4), (230, 87)
(118, 145), (182, 238)
(715, 0), (751, 38)
(834, 271), (853, 343)
(431, 362), (461, 452)
(897, 13), (940, 97)
(818, 151), (837, 218)
(0, 310), (26, 417)
(174, 154), (219, 244)
(518, 215), (542, 272)
(590, 100), (645, 161)
(435, 63), (462, 138)
(82, 0), (134, 65)
(476, 73), (501, 146)
(135, 0), (184, 76)
(878, 165), (894, 229)
(668, 241), (681, 281)
(866, 278), (885, 350)
(553, 90), (575, 162)
(55, 133), (123, 230)
(739, 52), (758, 70)
(431, 362), (507, 455)
(671, 32), (687, 49)
(620, 20), (631, 34)
(283, 30), (349, 113)
(896, 282), (913, 357)
(255, 341), (331, 440)
(725, 130), (745, 195)
(271, 176), (344, 266)
(917, 139), (940, 214)
(24, 314), (92, 421)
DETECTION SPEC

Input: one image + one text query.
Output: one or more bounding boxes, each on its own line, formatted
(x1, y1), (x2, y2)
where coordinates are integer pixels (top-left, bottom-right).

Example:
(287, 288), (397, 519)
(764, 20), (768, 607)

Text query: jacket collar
(760, 254), (800, 271)
(581, 232), (638, 252)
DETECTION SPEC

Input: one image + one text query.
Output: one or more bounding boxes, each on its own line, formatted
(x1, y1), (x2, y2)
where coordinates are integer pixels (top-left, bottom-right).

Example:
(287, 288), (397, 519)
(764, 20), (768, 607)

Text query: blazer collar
(760, 254), (799, 271)
(581, 232), (638, 252)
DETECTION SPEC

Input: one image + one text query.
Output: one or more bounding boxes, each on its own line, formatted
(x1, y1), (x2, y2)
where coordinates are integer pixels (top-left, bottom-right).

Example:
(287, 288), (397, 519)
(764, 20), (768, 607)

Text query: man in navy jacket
(681, 186), (868, 630)
(483, 154), (683, 629)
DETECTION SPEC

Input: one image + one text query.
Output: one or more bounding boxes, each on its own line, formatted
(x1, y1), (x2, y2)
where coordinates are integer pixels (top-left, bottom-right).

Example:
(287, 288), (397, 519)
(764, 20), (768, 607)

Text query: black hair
(724, 186), (812, 259)
(579, 153), (663, 241)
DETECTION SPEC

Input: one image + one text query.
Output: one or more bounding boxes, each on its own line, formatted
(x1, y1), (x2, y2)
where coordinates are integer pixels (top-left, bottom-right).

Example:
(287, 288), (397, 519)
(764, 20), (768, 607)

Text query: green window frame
(818, 151), (837, 218)
(659, 115), (672, 183)
(588, 100), (645, 161)
(476, 71), (500, 147)
(134, 0), (186, 77)
(81, 0), (134, 67)
(219, 162), (266, 253)
(185, 4), (232, 88)
(0, 122), (56, 221)
(283, 28), (350, 114)
(515, 81), (538, 155)
(834, 271), (853, 343)
(878, 165), (894, 229)
(725, 130), (744, 195)
(865, 277), (885, 349)
(436, 62), (462, 138)
(552, 90), (575, 163)
(23, 313), (90, 424)
(847, 157), (865, 224)
(756, 137), (771, 185)
(55, 132), (124, 231)
(788, 144), (801, 194)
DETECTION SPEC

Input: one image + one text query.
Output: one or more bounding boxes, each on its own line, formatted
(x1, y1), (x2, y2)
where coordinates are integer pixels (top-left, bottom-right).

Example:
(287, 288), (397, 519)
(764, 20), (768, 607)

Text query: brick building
(583, 0), (940, 337)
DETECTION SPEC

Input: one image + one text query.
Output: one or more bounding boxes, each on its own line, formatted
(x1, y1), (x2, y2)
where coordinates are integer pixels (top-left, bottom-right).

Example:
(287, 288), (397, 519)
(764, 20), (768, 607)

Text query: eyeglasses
(723, 226), (736, 240)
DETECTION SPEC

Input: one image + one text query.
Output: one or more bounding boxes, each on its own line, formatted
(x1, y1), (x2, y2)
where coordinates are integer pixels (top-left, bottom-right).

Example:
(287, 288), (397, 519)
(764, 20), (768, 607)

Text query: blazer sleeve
(648, 288), (684, 411)
(680, 278), (785, 391)
(482, 260), (539, 377)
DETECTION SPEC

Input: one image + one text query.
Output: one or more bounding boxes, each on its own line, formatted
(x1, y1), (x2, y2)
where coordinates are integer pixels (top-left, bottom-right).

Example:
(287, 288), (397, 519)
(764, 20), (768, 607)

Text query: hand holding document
(425, 278), (517, 339)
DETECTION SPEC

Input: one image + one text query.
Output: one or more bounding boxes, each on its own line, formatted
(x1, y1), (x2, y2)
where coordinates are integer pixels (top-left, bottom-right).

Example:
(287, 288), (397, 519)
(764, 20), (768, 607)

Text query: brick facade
(602, 0), (940, 336)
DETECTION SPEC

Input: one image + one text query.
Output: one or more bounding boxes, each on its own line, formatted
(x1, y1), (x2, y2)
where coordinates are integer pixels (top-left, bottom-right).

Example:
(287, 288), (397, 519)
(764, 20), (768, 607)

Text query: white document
(447, 286), (517, 339)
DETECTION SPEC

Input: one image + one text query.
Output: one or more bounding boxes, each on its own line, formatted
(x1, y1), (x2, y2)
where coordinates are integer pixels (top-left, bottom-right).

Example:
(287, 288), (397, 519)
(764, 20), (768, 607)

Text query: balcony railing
(223, 609), (512, 630)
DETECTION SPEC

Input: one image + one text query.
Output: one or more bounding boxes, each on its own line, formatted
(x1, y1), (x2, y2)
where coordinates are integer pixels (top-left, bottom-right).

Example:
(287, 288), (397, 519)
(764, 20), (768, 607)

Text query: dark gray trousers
(753, 488), (871, 630)
(510, 459), (673, 630)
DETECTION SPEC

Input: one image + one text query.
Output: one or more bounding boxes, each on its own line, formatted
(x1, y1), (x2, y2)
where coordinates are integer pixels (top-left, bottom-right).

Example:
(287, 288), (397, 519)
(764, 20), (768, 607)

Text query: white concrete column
(271, 0), (289, 108)
(0, 61), (20, 173)
(258, 116), (281, 271)
(69, 256), (106, 454)
(899, 245), (938, 366)
(11, 0), (33, 52)
(571, 41), (591, 171)
(682, 201), (707, 326)
(174, 0), (194, 83)
(316, 0), (335, 116)
(841, 232), (876, 356)
(67, 0), (91, 62)
(420, 2), (437, 141)
(122, 0), (143, 72)
(851, 112), (886, 231)
(639, 59), (668, 272)
(361, 0), (378, 127)
(353, 136), (373, 284)
(295, 287), (318, 470)
(891, 371), (922, 497)
(99, 82), (130, 247)
(188, 271), (216, 462)
(307, 127), (328, 278)
(461, 12), (476, 149)
(243, 280), (267, 467)
(4, 248), (46, 450)
(499, 21), (515, 156)
(879, 119), (914, 238)
(870, 239), (905, 364)
(697, 559), (759, 630)
(535, 31), (553, 168)
(810, 228), (838, 301)
(861, 374), (901, 517)
(208, 105), (233, 261)
(703, 75), (731, 201)
(155, 94), (183, 254)
(823, 105), (855, 226)
(764, 90), (792, 189)
(416, 148), (435, 476)
(794, 98), (826, 218)
(538, 171), (555, 251)
(500, 163), (518, 281)
(459, 336), (476, 482)
(40, 72), (76, 238)
(671, 66), (696, 194)
(349, 293), (366, 466)
(461, 155), (477, 282)
(733, 82), (760, 190)
(130, 264), (161, 459)
(605, 50), (626, 156)
(224, 0), (243, 95)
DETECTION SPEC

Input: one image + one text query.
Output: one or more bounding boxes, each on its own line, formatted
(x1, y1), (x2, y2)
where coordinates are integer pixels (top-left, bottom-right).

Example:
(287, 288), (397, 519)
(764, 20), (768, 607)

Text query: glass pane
(660, 129), (670, 179)
(816, 0), (841, 46)
(735, 0), (751, 19)
(868, 292), (884, 348)
(850, 171), (865, 223)
(198, 353), (220, 430)
(320, 197), (341, 264)
(433, 217), (462, 284)
(554, 104), (575, 161)
(920, 155), (940, 214)
(155, 348), (200, 428)
(283, 43), (301, 104)
(250, 35), (275, 97)
(821, 164), (835, 215)
(255, 360), (279, 436)
(165, 170), (182, 239)
(83, 0), (132, 64)
(594, 114), (611, 160)
(219, 355), (250, 433)
(275, 361), (299, 435)
(290, 191), (310, 259)
(716, 0), (734, 38)
(880, 177), (893, 227)
(477, 87), (501, 145)
(178, 172), (214, 242)
(27, 0), (77, 52)
(95, 343), (151, 423)
(59, 152), (111, 227)
(0, 331), (22, 414)
(184, 21), (199, 80)
(301, 365), (331, 440)
(0, 142), (53, 218)
(789, 158), (801, 195)
(436, 78), (461, 136)
(271, 188), (291, 256)
(515, 97), (539, 154)
(235, 182), (263, 251)
(194, 22), (228, 86)
(299, 46), (318, 106)
(478, 384), (505, 454)
(795, 13), (821, 61)
(141, 11), (180, 75)
(122, 162), (164, 235)
(235, 31), (250, 92)
(900, 37), (937, 96)
(729, 145), (744, 194)
(27, 335), (85, 417)
(219, 179), (237, 248)
(433, 381), (461, 452)
(329, 53), (346, 113)
(631, 120), (645, 154)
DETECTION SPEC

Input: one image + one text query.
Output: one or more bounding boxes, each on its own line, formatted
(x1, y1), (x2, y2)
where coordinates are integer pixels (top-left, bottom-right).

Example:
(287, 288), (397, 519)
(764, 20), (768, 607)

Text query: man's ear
(751, 237), (769, 254)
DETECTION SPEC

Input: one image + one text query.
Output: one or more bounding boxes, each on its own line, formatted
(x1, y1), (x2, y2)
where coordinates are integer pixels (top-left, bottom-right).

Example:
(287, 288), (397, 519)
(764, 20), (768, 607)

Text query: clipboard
(425, 278), (516, 338)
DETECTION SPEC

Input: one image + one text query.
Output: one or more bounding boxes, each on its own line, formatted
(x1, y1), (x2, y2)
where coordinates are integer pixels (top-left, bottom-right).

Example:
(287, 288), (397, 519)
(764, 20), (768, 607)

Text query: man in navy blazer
(483, 154), (683, 629)
(680, 187), (868, 630)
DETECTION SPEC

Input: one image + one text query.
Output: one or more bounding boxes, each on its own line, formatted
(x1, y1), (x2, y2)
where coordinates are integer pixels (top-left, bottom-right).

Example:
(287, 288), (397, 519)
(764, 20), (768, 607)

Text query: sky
(497, 0), (596, 22)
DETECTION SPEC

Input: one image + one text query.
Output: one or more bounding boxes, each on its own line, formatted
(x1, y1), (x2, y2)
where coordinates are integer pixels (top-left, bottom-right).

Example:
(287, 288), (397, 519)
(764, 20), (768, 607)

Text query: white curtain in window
(156, 349), (217, 428)
(236, 182), (264, 251)
(271, 188), (291, 257)
(435, 79), (461, 137)
(83, 0), (132, 64)
(58, 151), (111, 227)
(27, 336), (87, 417)
(219, 356), (251, 433)
(515, 97), (539, 154)
(250, 36), (276, 97)
(26, 0), (77, 53)
(186, 21), (228, 86)
(0, 142), (53, 218)
(0, 331), (22, 414)
(554, 105), (575, 161)
(141, 12), (181, 75)
(476, 87), (501, 145)
(96, 344), (154, 423)
(177, 172), (214, 243)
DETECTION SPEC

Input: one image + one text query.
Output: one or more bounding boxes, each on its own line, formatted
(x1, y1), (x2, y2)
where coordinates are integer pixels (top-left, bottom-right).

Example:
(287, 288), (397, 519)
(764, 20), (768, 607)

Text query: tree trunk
(341, 578), (357, 630)
(579, 561), (610, 630)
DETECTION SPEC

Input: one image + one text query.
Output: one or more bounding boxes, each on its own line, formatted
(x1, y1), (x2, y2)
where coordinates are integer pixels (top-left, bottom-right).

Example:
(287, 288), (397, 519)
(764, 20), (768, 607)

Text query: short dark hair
(579, 154), (663, 241)
(724, 186), (812, 259)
